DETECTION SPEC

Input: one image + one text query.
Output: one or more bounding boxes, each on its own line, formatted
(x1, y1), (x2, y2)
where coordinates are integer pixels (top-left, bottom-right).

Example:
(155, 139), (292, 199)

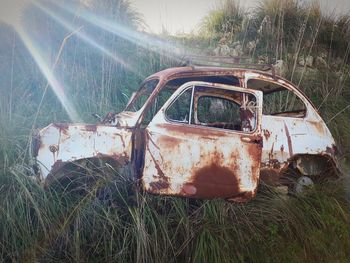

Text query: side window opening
(196, 96), (242, 130)
(166, 88), (193, 123)
(165, 85), (258, 132)
(126, 79), (159, 112)
(142, 87), (176, 126)
(247, 79), (306, 117)
(141, 75), (240, 126)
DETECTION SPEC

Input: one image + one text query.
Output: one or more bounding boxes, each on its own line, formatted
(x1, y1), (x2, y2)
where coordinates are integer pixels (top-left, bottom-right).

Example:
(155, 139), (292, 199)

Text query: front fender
(33, 123), (132, 180)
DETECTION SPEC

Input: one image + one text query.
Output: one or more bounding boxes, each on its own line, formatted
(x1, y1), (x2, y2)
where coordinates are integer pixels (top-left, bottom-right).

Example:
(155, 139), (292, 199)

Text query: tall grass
(196, 0), (350, 161)
(0, 164), (350, 262)
(0, 0), (179, 167)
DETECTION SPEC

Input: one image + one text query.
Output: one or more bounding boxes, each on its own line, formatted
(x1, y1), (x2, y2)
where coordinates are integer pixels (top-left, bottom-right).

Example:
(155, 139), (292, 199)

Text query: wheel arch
(44, 156), (127, 187)
(289, 153), (339, 178)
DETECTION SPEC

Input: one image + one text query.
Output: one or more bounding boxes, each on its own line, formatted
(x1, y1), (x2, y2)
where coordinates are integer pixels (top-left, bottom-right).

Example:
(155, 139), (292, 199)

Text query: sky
(0, 0), (349, 35)
(130, 0), (350, 34)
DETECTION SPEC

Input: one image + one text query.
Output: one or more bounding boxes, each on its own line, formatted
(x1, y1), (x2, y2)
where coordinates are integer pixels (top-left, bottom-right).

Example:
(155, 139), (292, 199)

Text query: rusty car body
(32, 66), (339, 202)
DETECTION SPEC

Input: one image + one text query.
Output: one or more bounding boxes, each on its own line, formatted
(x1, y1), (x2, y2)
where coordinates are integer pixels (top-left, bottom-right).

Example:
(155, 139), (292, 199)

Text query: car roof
(143, 66), (318, 113)
(145, 66), (274, 81)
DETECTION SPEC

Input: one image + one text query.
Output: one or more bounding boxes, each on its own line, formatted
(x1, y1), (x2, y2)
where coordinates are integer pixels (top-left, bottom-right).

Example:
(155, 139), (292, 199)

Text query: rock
(231, 41), (240, 48)
(231, 44), (243, 57)
(305, 55), (314, 67)
(213, 44), (232, 56)
(315, 56), (328, 68)
(335, 70), (345, 82)
(273, 60), (287, 76)
(304, 40), (312, 49)
(258, 55), (269, 64)
(231, 49), (239, 57)
(220, 44), (231, 56)
(213, 46), (220, 56)
(297, 55), (313, 68)
(244, 58), (254, 64)
(247, 40), (257, 54)
(219, 37), (227, 44)
(320, 52), (328, 59)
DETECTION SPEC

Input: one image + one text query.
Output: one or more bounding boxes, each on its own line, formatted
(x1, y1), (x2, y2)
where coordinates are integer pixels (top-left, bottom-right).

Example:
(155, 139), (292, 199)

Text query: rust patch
(53, 123), (69, 135)
(113, 133), (126, 149)
(259, 168), (281, 186)
(149, 180), (170, 191)
(241, 136), (262, 188)
(157, 123), (229, 138)
(263, 129), (271, 140)
(269, 159), (281, 169)
(246, 141), (262, 157)
(145, 132), (170, 192)
(240, 108), (254, 119)
(185, 163), (240, 199)
(259, 161), (289, 186)
(309, 121), (325, 135)
(283, 122), (293, 156)
(53, 123), (69, 130)
(157, 135), (181, 149)
(245, 135), (263, 176)
(227, 190), (255, 203)
(268, 142), (275, 160)
(102, 112), (116, 124)
(95, 153), (129, 165)
(326, 144), (338, 156)
(82, 124), (97, 132)
(240, 108), (254, 131)
(182, 184), (197, 195)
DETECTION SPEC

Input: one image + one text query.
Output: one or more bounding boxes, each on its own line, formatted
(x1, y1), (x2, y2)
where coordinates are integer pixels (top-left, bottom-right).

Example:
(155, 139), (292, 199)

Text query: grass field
(1, 164), (350, 262)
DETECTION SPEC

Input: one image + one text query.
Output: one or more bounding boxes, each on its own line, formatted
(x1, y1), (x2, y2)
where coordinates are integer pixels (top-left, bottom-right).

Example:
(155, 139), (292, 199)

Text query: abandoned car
(32, 66), (339, 202)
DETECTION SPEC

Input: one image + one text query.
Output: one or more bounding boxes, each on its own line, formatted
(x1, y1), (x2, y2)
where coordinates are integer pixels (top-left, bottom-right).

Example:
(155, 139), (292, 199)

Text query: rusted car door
(141, 81), (263, 200)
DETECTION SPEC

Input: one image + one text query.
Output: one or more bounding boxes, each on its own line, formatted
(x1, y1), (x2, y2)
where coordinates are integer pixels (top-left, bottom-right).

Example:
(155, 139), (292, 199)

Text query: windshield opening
(125, 79), (159, 112)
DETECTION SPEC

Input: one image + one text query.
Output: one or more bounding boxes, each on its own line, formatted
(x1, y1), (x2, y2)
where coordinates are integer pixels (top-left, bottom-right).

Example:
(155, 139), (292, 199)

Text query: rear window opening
(247, 79), (306, 118)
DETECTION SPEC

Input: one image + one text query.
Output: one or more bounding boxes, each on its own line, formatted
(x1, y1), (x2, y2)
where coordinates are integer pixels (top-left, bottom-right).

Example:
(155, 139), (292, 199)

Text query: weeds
(0, 165), (349, 262)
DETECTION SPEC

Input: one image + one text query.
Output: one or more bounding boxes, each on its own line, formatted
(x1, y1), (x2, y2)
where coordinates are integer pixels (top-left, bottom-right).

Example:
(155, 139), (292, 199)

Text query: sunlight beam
(34, 1), (136, 74)
(46, 0), (184, 62)
(16, 26), (81, 122)
(0, 0), (81, 122)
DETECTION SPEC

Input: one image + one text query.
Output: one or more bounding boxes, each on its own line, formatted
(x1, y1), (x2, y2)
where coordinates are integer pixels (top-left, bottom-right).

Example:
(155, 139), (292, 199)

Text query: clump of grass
(200, 0), (246, 43)
(1, 163), (349, 262)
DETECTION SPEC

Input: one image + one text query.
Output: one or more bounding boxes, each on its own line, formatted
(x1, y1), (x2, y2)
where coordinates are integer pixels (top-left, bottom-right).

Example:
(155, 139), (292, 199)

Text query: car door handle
(241, 136), (263, 147)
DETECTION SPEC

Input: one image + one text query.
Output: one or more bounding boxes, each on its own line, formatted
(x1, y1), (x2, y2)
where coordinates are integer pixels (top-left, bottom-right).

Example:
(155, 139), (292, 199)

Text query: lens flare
(1, 0), (81, 121)
(16, 26), (81, 122)
(46, 0), (183, 61)
(34, 1), (136, 74)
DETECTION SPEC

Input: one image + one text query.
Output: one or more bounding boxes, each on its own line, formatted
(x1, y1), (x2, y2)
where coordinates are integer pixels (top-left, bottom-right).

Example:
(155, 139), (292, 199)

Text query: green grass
(0, 165), (350, 262)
